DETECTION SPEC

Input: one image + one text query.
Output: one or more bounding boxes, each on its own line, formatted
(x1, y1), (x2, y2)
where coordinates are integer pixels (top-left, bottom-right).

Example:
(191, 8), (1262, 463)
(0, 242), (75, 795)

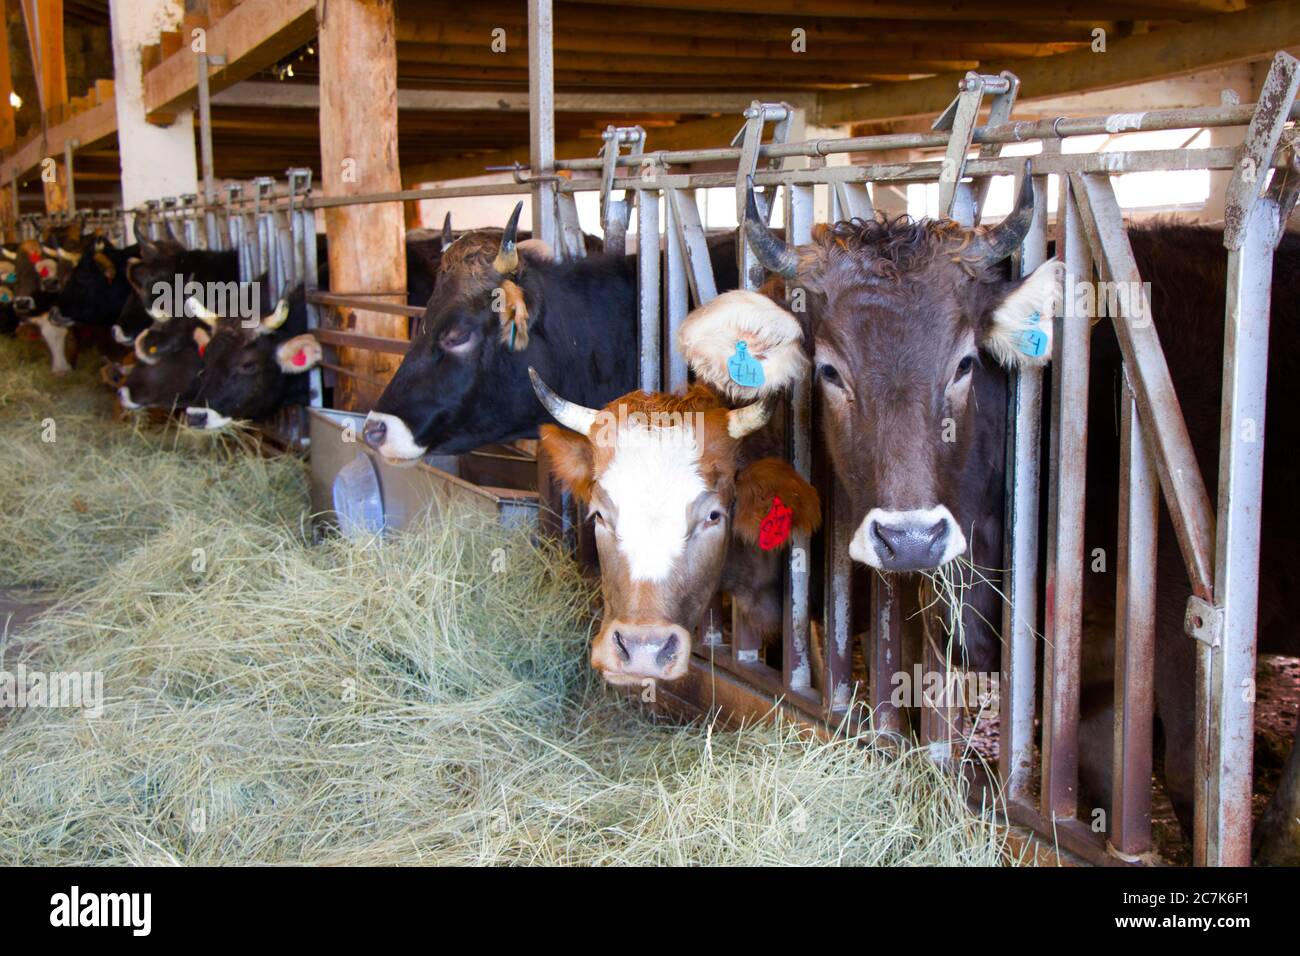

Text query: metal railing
(25, 40), (1297, 867)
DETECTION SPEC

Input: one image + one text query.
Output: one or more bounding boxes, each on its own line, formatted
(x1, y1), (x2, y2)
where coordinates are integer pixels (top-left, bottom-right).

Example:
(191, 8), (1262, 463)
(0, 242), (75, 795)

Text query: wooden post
(19, 0), (69, 214)
(0, 0), (15, 241)
(319, 0), (408, 410)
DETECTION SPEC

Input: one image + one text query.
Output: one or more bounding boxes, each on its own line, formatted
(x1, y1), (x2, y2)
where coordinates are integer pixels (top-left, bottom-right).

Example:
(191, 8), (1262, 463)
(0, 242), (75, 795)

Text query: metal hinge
(1184, 595), (1223, 647)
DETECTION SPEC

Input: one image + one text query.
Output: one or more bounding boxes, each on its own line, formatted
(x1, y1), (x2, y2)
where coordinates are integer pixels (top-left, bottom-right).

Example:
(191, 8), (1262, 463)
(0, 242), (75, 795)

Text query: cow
(361, 203), (741, 462)
(528, 291), (820, 684)
(737, 165), (1300, 863)
(116, 313), (208, 413)
(4, 239), (72, 372)
(182, 288), (321, 429)
(54, 237), (141, 331)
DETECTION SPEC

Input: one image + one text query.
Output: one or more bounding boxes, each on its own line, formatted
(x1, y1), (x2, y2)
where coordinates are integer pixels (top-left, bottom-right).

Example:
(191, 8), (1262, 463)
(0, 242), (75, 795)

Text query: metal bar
(308, 291), (424, 318)
(1222, 52), (1300, 249)
(1040, 177), (1090, 823)
(528, 0), (557, 250)
(1111, 371), (1158, 859)
(1072, 172), (1216, 600)
(999, 164), (1049, 800)
(636, 188), (661, 393)
(823, 478), (854, 713)
(665, 188), (717, 306)
(553, 100), (1300, 173)
(935, 79), (983, 218)
(782, 182), (814, 697)
(869, 572), (902, 734)
(1195, 155), (1298, 866)
(311, 327), (409, 355)
(62, 139), (76, 213)
(197, 53), (221, 250)
(831, 182), (873, 222)
(663, 195), (689, 393)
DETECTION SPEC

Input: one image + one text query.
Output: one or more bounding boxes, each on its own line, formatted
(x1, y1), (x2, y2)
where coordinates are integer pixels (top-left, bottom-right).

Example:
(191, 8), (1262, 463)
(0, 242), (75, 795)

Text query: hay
(0, 338), (1011, 866)
(0, 338), (306, 591)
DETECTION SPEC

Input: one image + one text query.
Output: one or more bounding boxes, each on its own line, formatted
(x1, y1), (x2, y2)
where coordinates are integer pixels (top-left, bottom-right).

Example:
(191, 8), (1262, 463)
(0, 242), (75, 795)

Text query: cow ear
(274, 334), (321, 373)
(539, 423), (594, 502)
(495, 279), (531, 351)
(125, 258), (145, 295)
(678, 289), (809, 402)
(94, 252), (116, 283)
(982, 259), (1063, 368)
(732, 457), (821, 550)
(192, 326), (211, 352)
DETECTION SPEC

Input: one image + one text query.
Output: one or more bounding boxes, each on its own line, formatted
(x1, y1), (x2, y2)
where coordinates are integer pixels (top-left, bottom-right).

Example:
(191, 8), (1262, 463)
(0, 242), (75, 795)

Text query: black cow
(54, 238), (141, 330)
(740, 169), (1300, 863)
(361, 203), (740, 461)
(183, 287), (321, 429)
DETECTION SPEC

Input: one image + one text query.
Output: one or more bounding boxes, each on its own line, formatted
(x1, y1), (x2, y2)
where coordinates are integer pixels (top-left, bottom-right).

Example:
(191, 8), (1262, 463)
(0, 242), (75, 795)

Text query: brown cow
(530, 296), (820, 684)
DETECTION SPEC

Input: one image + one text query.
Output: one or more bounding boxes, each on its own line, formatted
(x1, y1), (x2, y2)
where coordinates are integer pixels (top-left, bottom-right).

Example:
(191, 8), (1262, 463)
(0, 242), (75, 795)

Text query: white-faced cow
(530, 303), (819, 684)
(740, 164), (1300, 863)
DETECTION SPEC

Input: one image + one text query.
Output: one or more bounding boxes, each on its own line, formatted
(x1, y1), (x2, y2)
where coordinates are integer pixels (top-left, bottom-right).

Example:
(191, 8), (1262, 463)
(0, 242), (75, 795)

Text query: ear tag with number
(1017, 314), (1048, 358)
(758, 496), (793, 551)
(727, 340), (764, 388)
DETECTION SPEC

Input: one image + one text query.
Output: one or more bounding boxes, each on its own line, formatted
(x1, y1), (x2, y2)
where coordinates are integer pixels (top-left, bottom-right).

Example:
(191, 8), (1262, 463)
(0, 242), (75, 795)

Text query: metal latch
(1184, 594), (1223, 647)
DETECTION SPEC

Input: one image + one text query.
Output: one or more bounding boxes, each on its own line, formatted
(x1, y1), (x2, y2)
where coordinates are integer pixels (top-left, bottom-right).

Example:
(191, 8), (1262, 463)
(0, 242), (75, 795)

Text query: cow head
(363, 204), (555, 461)
(531, 370), (819, 685)
(56, 238), (131, 327)
(743, 166), (1061, 573)
(184, 293), (320, 429)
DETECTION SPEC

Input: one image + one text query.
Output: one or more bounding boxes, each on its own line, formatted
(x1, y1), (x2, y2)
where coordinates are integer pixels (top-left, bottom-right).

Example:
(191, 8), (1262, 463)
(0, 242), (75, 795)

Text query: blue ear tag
(727, 341), (765, 388)
(0, 288), (10, 304)
(1017, 326), (1048, 358)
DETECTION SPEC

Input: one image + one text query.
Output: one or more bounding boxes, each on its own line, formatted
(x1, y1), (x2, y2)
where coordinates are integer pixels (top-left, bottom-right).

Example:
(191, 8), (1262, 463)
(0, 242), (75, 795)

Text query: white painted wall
(108, 0), (197, 217)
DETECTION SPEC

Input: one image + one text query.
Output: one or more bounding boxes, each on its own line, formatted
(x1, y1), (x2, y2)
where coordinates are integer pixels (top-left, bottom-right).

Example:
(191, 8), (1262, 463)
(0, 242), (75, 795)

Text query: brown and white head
(531, 369), (819, 686)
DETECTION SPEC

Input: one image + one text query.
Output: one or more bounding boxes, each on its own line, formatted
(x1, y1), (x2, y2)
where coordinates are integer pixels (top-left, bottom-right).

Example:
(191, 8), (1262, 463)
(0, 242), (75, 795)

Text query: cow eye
(705, 509), (724, 525)
(954, 355), (976, 381)
(590, 508), (607, 527)
(817, 363), (844, 388)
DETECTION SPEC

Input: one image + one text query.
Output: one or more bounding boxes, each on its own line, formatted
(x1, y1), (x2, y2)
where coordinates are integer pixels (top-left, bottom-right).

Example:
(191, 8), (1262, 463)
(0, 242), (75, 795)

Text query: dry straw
(0, 339), (1011, 865)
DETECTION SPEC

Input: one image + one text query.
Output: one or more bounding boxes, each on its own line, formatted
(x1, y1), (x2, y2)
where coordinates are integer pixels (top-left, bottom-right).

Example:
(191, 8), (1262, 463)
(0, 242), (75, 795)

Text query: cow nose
(362, 418), (387, 449)
(186, 410), (208, 429)
(609, 627), (684, 679)
(868, 513), (953, 571)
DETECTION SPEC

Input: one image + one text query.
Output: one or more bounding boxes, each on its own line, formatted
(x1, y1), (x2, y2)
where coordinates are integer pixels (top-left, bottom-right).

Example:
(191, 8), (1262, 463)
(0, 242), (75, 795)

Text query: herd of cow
(4, 167), (1297, 862)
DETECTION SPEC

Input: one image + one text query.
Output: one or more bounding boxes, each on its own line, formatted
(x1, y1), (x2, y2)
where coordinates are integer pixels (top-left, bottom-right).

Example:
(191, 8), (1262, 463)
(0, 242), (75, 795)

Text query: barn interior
(0, 0), (1298, 872)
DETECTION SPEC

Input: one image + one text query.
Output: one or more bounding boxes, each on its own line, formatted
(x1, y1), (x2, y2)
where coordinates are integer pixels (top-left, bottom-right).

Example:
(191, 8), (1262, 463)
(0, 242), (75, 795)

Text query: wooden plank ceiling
(9, 0), (1297, 203)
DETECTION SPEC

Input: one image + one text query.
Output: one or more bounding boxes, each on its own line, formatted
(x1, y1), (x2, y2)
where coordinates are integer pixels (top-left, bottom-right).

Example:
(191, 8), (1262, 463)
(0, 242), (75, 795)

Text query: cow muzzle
(850, 506), (967, 572)
(593, 621), (691, 685)
(362, 411), (427, 465)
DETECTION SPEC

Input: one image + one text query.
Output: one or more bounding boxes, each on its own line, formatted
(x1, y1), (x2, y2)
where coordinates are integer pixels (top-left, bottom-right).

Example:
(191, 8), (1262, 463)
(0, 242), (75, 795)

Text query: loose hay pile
(0, 339), (1010, 866)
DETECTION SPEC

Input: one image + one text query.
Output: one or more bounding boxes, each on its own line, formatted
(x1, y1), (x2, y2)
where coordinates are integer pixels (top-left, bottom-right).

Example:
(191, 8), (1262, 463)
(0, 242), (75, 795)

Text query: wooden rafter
(19, 0), (66, 121)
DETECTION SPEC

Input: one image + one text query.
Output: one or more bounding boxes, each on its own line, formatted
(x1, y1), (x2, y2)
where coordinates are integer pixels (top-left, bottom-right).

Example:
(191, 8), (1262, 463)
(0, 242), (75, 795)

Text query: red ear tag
(758, 496), (793, 551)
(27, 252), (39, 264)
(38, 266), (49, 277)
(198, 343), (206, 358)
(291, 349), (307, 367)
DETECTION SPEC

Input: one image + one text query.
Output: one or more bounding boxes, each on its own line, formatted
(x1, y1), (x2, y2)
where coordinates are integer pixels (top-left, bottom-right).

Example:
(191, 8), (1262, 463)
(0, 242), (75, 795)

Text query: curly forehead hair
(437, 229), (504, 276)
(809, 214), (975, 281)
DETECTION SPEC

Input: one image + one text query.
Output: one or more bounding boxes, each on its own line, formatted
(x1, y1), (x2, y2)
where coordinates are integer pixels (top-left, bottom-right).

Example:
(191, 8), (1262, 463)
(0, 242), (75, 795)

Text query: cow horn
(743, 176), (799, 279)
(56, 246), (81, 263)
(134, 331), (159, 365)
(133, 211), (158, 254)
(494, 201), (524, 275)
(0, 246), (15, 261)
(41, 244), (58, 258)
(529, 367), (598, 437)
(442, 211), (453, 243)
(260, 299), (290, 331)
(148, 306), (171, 323)
(966, 160), (1035, 266)
(726, 400), (771, 439)
(185, 296), (220, 326)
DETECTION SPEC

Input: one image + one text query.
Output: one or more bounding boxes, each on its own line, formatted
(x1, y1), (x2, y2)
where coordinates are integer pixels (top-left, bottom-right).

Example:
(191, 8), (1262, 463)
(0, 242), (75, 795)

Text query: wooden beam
(402, 4), (1125, 45)
(142, 0), (317, 120)
(395, 43), (977, 76)
(19, 0), (67, 119)
(0, 0), (14, 152)
(211, 80), (817, 112)
(817, 0), (1300, 124)
(559, 0), (1240, 20)
(320, 0), (407, 411)
(396, 19), (1084, 60)
(0, 98), (117, 184)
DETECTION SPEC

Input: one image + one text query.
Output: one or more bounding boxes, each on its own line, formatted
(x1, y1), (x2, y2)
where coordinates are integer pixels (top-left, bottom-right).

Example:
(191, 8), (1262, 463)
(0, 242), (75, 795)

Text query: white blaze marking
(363, 411), (427, 460)
(600, 426), (705, 583)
